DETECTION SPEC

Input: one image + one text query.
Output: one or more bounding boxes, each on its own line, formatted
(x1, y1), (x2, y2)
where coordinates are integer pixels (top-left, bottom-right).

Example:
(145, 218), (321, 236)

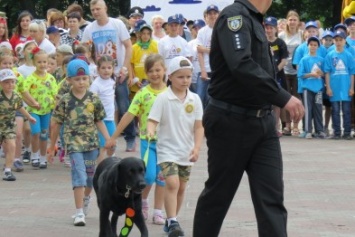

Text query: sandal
(292, 128), (300, 135)
(282, 127), (291, 136)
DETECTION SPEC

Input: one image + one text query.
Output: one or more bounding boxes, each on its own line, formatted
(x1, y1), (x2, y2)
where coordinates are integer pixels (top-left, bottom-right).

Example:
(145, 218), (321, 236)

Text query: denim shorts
(69, 149), (99, 188)
(98, 120), (116, 147)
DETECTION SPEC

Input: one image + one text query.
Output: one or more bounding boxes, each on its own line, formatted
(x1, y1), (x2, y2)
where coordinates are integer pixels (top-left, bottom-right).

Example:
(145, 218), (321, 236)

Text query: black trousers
(193, 104), (287, 237)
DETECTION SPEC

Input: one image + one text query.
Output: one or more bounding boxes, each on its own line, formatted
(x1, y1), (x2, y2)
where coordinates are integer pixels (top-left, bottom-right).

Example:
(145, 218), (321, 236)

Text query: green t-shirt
(52, 90), (106, 153)
(0, 90), (23, 130)
(128, 84), (167, 140)
(23, 72), (58, 115)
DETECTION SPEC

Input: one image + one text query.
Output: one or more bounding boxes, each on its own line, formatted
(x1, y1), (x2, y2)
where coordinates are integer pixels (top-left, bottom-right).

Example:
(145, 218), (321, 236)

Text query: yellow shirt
(130, 40), (158, 93)
(23, 72), (58, 115)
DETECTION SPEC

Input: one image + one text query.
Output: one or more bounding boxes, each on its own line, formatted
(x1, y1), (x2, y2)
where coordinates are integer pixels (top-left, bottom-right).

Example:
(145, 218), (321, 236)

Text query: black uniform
(193, 1), (290, 237)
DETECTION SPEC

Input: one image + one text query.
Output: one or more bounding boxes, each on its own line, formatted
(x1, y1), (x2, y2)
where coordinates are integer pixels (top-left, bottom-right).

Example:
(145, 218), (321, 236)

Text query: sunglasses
(31, 19), (46, 25)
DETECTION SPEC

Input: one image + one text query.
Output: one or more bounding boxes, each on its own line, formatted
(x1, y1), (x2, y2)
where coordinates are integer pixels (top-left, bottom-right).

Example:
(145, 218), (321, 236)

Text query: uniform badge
(86, 102), (94, 113)
(185, 103), (194, 113)
(227, 16), (242, 32)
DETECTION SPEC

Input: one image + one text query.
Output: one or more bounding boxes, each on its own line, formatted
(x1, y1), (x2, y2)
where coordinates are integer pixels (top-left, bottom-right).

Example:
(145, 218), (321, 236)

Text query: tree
(268, 0), (342, 29)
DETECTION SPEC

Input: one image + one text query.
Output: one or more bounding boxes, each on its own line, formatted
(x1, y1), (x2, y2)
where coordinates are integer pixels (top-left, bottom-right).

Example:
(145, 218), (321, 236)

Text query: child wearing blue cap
(158, 15), (192, 74)
(264, 16), (289, 137)
(297, 36), (325, 139)
(324, 31), (355, 139)
(48, 59), (110, 226)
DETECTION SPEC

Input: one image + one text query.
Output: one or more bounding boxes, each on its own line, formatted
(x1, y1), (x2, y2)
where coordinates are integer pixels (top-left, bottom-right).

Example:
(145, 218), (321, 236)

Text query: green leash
(143, 140), (150, 166)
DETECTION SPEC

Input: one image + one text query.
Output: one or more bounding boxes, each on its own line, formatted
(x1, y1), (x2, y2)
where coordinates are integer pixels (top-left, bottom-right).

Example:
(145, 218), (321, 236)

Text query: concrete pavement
(1, 136), (355, 237)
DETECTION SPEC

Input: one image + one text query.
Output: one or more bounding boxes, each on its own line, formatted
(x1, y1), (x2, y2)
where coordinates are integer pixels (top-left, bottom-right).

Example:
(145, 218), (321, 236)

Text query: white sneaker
(83, 196), (91, 216)
(73, 214), (86, 226)
(63, 155), (71, 168)
(305, 133), (313, 139)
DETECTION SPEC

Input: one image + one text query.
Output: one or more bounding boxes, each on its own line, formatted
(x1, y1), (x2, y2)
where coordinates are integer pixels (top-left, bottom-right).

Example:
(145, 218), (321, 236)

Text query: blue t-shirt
(327, 42), (355, 57)
(298, 55), (324, 93)
(293, 42), (327, 66)
(324, 50), (355, 102)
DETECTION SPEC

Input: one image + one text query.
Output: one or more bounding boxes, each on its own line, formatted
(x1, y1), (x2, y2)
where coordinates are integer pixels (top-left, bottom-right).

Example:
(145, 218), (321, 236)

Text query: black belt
(209, 98), (272, 118)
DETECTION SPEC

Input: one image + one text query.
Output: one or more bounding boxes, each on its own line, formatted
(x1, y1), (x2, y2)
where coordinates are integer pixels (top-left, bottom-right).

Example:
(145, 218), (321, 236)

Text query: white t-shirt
(158, 35), (192, 69)
(82, 18), (130, 74)
(279, 31), (303, 75)
(89, 76), (116, 121)
(39, 38), (56, 54)
(188, 39), (200, 83)
(17, 64), (36, 78)
(148, 87), (203, 166)
(88, 63), (98, 81)
(196, 25), (213, 73)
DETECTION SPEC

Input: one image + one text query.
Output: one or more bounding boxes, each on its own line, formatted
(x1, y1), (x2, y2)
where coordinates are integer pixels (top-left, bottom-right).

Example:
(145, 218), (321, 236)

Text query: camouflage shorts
(0, 129), (16, 143)
(159, 162), (192, 182)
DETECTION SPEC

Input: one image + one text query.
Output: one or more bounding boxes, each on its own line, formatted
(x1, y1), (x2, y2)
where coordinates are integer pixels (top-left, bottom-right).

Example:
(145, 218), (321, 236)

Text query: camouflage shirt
(0, 90), (23, 130)
(52, 90), (106, 153)
(56, 78), (71, 102)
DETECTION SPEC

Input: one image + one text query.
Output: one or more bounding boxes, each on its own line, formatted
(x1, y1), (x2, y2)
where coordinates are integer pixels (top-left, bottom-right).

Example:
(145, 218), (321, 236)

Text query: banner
(131, 0), (233, 23)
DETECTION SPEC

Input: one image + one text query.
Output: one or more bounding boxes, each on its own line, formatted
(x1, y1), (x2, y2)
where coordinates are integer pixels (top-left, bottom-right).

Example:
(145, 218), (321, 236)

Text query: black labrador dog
(93, 157), (148, 237)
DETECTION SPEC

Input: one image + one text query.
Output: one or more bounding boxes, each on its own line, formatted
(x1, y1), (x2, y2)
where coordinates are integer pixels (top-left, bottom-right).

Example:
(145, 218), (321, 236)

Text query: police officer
(193, 1), (304, 237)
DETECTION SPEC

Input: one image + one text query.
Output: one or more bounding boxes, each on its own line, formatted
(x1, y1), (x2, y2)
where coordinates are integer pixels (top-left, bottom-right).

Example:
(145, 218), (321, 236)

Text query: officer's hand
(283, 96), (304, 123)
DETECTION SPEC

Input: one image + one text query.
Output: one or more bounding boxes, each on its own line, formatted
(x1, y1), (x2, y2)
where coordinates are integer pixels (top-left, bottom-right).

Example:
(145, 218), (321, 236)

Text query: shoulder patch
(227, 16), (242, 32)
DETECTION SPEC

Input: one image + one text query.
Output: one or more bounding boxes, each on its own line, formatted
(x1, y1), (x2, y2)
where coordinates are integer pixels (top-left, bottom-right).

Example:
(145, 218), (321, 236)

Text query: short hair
(67, 3), (84, 17)
(67, 12), (82, 22)
(48, 11), (65, 26)
(29, 20), (46, 33)
(90, 0), (106, 6)
(151, 15), (165, 25)
(48, 53), (56, 60)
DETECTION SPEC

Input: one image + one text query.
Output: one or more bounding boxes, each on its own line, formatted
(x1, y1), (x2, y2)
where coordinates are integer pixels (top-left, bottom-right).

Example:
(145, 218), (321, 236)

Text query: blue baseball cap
(264, 16), (278, 27)
(305, 21), (318, 29)
(175, 13), (185, 25)
(322, 30), (334, 39)
(168, 15), (181, 24)
(345, 16), (355, 26)
(333, 30), (347, 39)
(46, 26), (62, 34)
(334, 23), (347, 32)
(134, 19), (147, 32)
(206, 4), (219, 13)
(307, 36), (320, 46)
(192, 19), (206, 29)
(67, 59), (89, 78)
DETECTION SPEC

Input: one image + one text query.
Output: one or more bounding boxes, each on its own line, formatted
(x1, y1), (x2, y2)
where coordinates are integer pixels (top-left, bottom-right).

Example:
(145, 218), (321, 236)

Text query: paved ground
(1, 136), (355, 237)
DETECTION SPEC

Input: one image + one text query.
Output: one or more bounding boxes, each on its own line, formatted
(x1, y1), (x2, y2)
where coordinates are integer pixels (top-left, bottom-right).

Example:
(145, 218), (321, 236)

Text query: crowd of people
(0, 0), (353, 236)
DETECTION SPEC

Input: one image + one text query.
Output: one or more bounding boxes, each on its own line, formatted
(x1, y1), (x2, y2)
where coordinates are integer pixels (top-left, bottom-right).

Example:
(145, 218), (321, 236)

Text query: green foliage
(0, 0), (130, 36)
(268, 0), (340, 29)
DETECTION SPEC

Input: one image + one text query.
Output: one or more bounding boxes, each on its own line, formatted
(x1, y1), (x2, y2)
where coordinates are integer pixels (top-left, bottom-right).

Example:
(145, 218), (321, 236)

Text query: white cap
(167, 56), (193, 75)
(57, 44), (74, 55)
(0, 69), (17, 81)
(0, 41), (12, 50)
